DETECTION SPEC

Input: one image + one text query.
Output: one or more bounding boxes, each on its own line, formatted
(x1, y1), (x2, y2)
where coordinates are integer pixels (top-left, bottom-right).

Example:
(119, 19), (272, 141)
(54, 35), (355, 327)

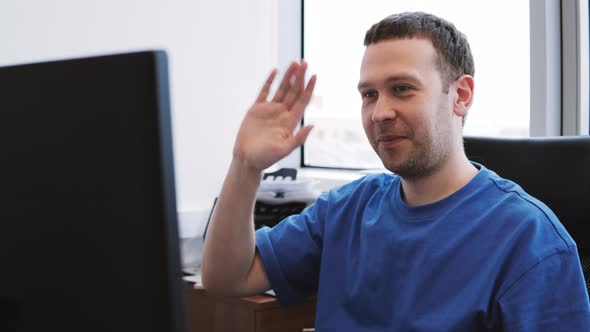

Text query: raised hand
(233, 60), (317, 172)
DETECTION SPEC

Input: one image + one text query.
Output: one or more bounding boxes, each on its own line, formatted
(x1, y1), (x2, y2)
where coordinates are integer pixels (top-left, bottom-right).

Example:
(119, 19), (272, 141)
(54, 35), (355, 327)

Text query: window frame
(274, 0), (589, 172)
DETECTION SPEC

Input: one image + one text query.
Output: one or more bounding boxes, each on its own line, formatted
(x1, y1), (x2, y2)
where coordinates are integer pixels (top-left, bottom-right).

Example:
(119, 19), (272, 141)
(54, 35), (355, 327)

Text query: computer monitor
(0, 50), (186, 332)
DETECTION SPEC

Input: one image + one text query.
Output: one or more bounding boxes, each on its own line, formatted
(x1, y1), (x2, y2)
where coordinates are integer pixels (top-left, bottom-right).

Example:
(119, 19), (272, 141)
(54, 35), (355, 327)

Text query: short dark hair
(364, 12), (475, 93)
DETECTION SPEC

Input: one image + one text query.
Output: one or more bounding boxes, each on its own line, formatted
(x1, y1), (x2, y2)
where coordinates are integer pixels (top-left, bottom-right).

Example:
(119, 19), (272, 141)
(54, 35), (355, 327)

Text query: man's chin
(380, 156), (425, 178)
(380, 159), (408, 175)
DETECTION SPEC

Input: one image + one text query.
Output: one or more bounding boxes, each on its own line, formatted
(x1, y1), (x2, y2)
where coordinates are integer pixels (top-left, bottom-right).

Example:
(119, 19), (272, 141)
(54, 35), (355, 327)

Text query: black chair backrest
(464, 136), (590, 296)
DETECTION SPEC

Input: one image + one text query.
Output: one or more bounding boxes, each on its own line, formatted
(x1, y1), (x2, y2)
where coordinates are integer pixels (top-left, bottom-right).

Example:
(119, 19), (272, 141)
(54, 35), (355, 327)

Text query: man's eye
(362, 90), (377, 99)
(393, 85), (413, 94)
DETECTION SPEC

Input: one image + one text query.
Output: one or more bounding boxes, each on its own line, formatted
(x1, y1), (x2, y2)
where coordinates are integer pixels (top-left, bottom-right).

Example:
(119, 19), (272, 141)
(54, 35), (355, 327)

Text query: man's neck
(400, 153), (478, 206)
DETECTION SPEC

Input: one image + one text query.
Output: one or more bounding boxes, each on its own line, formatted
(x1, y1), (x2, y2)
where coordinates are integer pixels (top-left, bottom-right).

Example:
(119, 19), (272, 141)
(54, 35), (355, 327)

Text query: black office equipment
(254, 201), (308, 229)
(255, 168), (318, 229)
(263, 167), (298, 181)
(202, 168), (316, 234)
(203, 193), (309, 234)
(464, 135), (590, 296)
(202, 197), (218, 241)
(0, 51), (186, 331)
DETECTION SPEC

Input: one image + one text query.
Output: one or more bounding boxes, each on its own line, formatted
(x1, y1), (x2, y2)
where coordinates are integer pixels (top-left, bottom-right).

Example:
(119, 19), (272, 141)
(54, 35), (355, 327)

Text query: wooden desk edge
(189, 283), (316, 309)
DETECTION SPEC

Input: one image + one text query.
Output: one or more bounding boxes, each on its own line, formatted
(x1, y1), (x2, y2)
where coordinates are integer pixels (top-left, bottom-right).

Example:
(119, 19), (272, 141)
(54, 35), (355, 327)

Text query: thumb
(293, 125), (314, 147)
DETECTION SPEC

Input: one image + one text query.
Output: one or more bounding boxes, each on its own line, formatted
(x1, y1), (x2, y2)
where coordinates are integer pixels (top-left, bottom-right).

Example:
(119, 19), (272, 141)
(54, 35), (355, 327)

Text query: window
(301, 0), (530, 169)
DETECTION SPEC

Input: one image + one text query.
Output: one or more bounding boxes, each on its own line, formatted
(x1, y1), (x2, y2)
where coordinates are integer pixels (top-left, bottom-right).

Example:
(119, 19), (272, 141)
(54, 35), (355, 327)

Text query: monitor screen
(0, 50), (186, 332)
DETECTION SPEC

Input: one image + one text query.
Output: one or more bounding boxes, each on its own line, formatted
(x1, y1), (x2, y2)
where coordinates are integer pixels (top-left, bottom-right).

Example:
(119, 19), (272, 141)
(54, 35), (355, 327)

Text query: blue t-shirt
(255, 163), (590, 331)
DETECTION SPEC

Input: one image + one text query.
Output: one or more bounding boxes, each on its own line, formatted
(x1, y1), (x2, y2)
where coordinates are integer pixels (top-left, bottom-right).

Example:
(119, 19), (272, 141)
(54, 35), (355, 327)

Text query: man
(202, 12), (590, 330)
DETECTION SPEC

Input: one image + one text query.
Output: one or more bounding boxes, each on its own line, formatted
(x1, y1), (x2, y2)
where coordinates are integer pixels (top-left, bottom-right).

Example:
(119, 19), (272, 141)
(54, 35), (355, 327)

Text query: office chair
(463, 135), (590, 297)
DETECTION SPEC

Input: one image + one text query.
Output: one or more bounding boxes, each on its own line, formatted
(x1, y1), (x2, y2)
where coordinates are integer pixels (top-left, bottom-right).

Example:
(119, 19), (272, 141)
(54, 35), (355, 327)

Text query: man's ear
(452, 75), (474, 117)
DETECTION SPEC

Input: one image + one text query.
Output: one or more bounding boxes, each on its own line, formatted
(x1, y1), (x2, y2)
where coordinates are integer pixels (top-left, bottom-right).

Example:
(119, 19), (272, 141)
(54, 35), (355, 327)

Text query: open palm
(233, 61), (317, 171)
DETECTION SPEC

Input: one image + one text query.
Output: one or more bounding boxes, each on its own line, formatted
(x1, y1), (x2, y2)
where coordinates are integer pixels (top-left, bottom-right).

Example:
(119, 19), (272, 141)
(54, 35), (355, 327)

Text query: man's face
(358, 38), (457, 178)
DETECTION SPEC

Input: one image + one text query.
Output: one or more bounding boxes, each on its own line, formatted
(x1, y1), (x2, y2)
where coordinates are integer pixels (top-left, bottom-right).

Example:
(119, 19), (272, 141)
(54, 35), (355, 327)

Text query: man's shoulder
(478, 168), (575, 249)
(483, 169), (555, 219)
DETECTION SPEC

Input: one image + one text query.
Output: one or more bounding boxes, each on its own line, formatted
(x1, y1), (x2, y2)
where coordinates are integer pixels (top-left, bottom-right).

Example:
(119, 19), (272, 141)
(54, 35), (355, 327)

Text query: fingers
(256, 69), (278, 103)
(260, 61), (316, 112)
(282, 125), (315, 157)
(282, 61), (308, 108)
(294, 125), (314, 146)
(292, 74), (316, 114)
(272, 62), (299, 103)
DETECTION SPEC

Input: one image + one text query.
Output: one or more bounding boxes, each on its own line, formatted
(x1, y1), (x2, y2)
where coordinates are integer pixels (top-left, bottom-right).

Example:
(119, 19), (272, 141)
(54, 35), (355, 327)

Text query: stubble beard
(381, 135), (448, 180)
(377, 103), (453, 180)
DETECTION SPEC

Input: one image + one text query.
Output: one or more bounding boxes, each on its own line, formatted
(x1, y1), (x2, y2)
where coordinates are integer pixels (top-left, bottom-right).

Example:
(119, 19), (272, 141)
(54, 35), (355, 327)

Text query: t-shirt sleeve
(255, 193), (328, 304)
(498, 246), (590, 331)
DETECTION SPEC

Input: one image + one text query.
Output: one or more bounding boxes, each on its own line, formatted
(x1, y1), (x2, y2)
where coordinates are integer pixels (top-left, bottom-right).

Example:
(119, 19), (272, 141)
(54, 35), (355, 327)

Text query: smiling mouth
(378, 135), (407, 146)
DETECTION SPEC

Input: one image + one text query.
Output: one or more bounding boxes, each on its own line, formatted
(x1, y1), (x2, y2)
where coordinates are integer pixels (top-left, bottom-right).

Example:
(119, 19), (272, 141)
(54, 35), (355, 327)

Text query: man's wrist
(229, 158), (264, 183)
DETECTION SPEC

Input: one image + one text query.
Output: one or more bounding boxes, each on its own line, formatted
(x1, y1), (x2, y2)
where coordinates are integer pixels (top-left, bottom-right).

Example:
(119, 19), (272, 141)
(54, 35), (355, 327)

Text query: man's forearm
(200, 61), (314, 295)
(201, 158), (262, 293)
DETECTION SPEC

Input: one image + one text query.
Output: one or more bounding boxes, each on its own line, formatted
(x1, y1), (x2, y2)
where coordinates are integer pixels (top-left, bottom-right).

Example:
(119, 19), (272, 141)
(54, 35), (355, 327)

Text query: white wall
(0, 0), (280, 214)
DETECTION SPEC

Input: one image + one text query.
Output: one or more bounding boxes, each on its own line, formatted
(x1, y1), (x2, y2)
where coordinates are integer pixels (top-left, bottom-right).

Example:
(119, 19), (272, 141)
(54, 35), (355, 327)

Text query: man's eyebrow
(357, 75), (422, 91)
(357, 81), (372, 91)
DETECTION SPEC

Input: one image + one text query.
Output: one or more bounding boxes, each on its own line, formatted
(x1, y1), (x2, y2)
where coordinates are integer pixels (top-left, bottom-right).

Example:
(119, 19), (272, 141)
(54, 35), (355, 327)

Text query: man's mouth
(378, 135), (407, 147)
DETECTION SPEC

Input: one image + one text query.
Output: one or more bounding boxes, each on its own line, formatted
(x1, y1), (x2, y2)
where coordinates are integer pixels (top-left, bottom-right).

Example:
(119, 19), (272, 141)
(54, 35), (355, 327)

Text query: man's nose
(371, 95), (398, 123)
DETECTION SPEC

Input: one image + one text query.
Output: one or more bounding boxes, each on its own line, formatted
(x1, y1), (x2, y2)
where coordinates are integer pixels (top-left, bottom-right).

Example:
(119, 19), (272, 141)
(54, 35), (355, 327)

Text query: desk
(184, 283), (316, 332)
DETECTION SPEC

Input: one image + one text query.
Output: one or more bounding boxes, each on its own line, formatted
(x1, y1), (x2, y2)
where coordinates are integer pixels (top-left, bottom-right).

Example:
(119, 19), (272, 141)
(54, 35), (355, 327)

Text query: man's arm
(201, 61), (316, 297)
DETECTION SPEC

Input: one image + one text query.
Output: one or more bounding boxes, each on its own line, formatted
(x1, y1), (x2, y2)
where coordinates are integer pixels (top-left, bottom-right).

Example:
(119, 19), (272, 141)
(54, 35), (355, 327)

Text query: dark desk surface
(184, 283), (316, 332)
